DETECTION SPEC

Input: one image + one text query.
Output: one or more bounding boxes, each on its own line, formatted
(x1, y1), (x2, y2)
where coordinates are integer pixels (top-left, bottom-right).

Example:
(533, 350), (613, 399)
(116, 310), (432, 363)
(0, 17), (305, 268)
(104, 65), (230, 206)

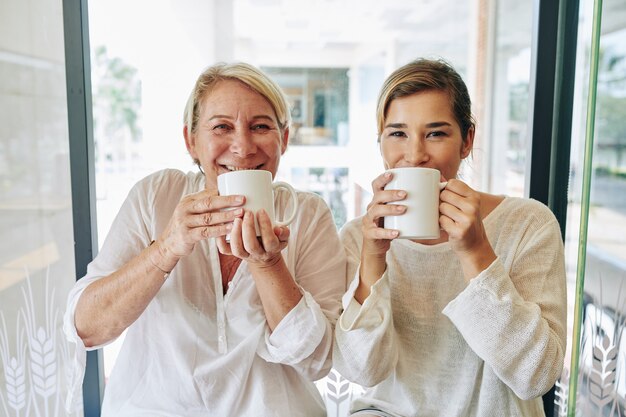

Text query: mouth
(221, 164), (264, 172)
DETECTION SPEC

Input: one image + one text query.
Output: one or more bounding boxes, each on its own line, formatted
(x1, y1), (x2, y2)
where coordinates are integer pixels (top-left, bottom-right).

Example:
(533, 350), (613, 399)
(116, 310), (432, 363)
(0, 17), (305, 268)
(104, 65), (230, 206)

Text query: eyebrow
(384, 121), (453, 129)
(208, 114), (276, 122)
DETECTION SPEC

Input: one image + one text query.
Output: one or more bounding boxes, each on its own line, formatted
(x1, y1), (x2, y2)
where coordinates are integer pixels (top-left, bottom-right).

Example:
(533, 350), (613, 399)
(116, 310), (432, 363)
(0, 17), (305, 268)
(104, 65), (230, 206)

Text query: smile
(223, 164), (264, 171)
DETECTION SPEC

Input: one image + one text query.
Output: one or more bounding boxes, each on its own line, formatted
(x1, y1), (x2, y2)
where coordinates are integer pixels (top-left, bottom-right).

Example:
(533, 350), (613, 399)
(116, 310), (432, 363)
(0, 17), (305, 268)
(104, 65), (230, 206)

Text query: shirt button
(218, 335), (224, 342)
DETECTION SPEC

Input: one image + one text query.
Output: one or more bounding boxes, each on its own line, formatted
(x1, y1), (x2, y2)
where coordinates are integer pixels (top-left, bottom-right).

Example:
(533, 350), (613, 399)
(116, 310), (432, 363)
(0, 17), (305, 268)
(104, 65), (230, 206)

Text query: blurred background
(1, 0), (625, 416)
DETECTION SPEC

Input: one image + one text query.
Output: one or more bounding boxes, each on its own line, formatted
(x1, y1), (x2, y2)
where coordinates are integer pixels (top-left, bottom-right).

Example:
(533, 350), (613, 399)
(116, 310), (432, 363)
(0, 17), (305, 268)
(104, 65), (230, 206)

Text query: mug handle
(272, 181), (299, 227)
(439, 181), (448, 190)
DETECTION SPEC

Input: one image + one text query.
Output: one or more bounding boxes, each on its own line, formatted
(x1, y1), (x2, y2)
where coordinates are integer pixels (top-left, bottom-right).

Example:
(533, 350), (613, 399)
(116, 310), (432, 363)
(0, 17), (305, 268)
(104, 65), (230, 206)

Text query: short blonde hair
(376, 58), (475, 142)
(184, 62), (291, 134)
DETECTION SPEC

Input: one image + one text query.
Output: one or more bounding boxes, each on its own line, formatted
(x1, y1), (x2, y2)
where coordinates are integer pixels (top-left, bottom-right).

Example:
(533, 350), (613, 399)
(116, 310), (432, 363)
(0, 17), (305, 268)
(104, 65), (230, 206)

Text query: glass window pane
(561, 0), (626, 415)
(0, 0), (81, 415)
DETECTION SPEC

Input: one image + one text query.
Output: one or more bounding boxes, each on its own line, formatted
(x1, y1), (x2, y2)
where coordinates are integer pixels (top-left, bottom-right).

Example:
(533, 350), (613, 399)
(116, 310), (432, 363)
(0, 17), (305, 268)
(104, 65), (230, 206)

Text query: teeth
(225, 165), (262, 171)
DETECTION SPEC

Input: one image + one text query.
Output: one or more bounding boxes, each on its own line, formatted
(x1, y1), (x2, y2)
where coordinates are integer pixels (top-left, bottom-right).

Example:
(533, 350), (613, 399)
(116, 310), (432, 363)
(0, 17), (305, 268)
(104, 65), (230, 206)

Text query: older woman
(333, 58), (567, 417)
(64, 62), (345, 416)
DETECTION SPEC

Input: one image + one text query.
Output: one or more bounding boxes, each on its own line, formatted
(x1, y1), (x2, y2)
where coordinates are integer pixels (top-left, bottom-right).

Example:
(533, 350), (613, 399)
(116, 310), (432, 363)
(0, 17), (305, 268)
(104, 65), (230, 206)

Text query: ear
(461, 126), (475, 159)
(280, 127), (290, 154)
(184, 125), (198, 159)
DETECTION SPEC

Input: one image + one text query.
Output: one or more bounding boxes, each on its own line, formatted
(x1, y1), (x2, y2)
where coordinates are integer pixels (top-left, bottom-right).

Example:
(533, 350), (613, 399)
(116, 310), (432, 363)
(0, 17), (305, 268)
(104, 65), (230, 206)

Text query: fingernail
(396, 205), (405, 212)
(234, 196), (244, 203)
(234, 208), (243, 216)
(397, 191), (406, 198)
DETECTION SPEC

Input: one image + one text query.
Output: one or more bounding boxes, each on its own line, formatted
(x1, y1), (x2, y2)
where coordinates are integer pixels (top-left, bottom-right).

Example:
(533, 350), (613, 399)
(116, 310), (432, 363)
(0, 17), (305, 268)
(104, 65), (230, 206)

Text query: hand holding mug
(157, 189), (246, 262)
(361, 171), (407, 257)
(384, 167), (447, 239)
(216, 170), (299, 264)
(439, 178), (488, 253)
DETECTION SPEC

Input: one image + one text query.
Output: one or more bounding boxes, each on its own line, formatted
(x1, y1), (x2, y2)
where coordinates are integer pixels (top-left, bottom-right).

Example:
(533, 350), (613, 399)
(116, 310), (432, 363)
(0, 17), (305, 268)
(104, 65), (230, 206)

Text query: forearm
(249, 256), (302, 331)
(354, 252), (386, 304)
(75, 240), (180, 347)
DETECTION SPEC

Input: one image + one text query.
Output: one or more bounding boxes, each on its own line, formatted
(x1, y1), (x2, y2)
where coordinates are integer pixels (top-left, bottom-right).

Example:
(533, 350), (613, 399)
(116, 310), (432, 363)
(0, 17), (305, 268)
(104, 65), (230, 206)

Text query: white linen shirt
(333, 197), (567, 417)
(63, 169), (346, 417)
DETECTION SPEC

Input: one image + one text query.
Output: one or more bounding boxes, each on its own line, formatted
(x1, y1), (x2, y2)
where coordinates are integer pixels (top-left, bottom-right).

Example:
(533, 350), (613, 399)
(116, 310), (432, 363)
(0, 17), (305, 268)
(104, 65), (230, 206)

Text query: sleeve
(63, 173), (160, 412)
(442, 213), (567, 400)
(331, 220), (399, 387)
(256, 193), (346, 380)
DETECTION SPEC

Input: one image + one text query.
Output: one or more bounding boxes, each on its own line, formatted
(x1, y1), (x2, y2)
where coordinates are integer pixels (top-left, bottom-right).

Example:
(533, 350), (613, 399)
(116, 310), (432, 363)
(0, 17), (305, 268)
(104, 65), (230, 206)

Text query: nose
(229, 129), (257, 157)
(404, 137), (429, 166)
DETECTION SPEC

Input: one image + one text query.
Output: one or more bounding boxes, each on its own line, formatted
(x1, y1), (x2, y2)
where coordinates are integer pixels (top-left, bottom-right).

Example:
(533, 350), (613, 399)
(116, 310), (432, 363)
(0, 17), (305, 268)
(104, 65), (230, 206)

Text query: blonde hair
(184, 62), (291, 134)
(376, 58), (475, 142)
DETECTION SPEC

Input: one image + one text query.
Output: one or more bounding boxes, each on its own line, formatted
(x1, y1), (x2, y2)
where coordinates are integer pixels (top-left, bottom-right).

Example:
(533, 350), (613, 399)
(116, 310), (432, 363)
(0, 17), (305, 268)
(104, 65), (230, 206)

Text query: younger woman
(333, 58), (566, 417)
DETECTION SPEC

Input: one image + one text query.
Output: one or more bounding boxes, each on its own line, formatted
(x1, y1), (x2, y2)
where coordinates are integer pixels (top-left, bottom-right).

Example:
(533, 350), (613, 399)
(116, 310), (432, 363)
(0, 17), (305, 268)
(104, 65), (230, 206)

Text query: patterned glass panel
(0, 0), (81, 415)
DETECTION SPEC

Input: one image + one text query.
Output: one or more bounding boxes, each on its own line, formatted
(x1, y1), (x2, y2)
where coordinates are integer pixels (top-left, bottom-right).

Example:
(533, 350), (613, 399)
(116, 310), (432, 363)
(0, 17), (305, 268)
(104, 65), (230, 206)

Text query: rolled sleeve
(339, 270), (391, 331)
(257, 292), (327, 365)
(333, 270), (397, 387)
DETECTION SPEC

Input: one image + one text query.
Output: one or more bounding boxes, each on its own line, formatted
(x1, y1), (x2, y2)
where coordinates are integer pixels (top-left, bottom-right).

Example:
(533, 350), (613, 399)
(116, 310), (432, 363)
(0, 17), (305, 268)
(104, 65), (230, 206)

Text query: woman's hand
(216, 209), (290, 267)
(355, 172), (406, 302)
(362, 172), (407, 255)
(439, 178), (496, 280)
(157, 189), (246, 266)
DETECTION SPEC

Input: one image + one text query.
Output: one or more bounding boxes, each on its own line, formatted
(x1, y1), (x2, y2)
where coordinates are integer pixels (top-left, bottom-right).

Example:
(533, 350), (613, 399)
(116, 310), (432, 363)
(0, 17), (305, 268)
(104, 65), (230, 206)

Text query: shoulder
(339, 216), (363, 244)
(489, 196), (561, 240)
(131, 169), (202, 200)
(135, 169), (200, 191)
(499, 197), (557, 222)
(340, 216), (362, 236)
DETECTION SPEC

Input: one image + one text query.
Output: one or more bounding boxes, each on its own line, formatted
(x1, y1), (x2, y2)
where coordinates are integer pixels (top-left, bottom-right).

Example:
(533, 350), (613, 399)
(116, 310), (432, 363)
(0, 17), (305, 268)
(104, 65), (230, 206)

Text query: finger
(186, 208), (244, 228)
(188, 194), (246, 214)
(273, 226), (290, 243)
(442, 178), (473, 197)
(371, 171), (394, 192)
(439, 201), (467, 224)
(188, 222), (234, 242)
(363, 224), (399, 240)
(366, 203), (406, 227)
(368, 189), (407, 210)
(439, 214), (457, 235)
(216, 236), (232, 255)
(241, 211), (264, 255)
(257, 210), (281, 253)
(228, 217), (249, 259)
(440, 190), (479, 218)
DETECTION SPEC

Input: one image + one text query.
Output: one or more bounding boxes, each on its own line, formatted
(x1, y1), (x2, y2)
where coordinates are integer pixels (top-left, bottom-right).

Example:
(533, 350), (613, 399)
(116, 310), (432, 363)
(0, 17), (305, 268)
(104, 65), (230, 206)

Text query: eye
(426, 130), (446, 139)
(213, 123), (230, 131)
(251, 123), (271, 131)
(388, 131), (407, 138)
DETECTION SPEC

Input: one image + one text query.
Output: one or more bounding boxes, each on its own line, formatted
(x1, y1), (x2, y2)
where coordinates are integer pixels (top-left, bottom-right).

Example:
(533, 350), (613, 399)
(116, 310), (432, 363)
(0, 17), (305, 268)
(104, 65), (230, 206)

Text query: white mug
(383, 167), (447, 239)
(217, 170), (299, 236)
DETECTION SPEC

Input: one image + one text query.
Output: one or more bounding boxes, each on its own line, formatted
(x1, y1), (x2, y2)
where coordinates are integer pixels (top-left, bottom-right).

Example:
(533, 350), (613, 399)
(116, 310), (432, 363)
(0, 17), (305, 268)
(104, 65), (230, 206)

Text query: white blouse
(333, 197), (567, 417)
(63, 169), (346, 417)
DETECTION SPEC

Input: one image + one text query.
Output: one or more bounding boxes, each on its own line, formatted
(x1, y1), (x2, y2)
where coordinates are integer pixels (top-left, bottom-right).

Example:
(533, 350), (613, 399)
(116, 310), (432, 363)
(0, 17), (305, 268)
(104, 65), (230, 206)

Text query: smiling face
(380, 89), (474, 181)
(184, 79), (289, 188)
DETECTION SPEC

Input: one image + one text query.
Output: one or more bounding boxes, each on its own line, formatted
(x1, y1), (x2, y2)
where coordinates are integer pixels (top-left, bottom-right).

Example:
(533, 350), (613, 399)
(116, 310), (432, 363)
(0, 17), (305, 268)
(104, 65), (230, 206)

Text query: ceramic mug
(383, 167), (447, 239)
(217, 170), (299, 236)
